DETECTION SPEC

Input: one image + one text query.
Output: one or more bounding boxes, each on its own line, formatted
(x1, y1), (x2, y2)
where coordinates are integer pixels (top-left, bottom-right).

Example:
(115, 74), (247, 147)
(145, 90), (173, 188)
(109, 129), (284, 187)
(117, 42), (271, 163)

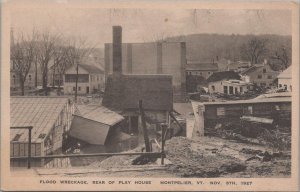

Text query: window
(29, 75), (32, 81)
(279, 84), (282, 87)
(211, 85), (215, 91)
(263, 68), (266, 73)
(284, 85), (287, 90)
(65, 74), (89, 83)
(78, 86), (81, 91)
(258, 74), (262, 79)
(229, 86), (233, 94)
(240, 87), (243, 93)
(217, 107), (225, 116)
(267, 75), (272, 79)
(73, 87), (76, 91)
(223, 86), (228, 94)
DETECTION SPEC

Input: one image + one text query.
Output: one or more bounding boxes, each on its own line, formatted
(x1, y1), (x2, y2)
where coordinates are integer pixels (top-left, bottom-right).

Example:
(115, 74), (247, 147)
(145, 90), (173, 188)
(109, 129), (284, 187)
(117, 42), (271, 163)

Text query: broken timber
(139, 100), (151, 152)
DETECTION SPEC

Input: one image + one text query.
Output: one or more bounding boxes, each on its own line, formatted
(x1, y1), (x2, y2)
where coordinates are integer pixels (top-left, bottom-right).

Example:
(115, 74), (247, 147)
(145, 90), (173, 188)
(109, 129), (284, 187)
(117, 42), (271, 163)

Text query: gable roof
(207, 71), (241, 82)
(277, 66), (291, 79)
(79, 64), (104, 74)
(65, 64), (104, 74)
(186, 61), (218, 71)
(102, 74), (173, 111)
(10, 97), (70, 143)
(75, 104), (124, 126)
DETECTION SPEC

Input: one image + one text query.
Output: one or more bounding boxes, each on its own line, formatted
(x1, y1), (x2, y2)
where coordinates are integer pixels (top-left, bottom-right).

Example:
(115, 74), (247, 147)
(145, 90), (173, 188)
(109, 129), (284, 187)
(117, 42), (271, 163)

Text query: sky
(10, 7), (292, 48)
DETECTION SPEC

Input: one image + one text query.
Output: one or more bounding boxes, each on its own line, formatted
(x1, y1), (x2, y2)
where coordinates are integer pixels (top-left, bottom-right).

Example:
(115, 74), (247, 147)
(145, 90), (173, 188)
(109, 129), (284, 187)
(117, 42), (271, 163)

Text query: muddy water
(68, 135), (141, 167)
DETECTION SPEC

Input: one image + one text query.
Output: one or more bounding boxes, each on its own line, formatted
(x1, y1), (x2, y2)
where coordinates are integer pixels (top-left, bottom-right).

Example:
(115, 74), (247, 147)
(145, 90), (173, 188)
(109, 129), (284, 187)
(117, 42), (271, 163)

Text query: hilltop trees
(240, 37), (269, 65)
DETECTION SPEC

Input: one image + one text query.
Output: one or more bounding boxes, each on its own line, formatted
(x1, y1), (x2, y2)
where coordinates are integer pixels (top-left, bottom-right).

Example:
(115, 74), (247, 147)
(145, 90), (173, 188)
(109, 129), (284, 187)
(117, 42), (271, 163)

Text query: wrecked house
(191, 96), (291, 137)
(102, 26), (173, 136)
(69, 105), (125, 145)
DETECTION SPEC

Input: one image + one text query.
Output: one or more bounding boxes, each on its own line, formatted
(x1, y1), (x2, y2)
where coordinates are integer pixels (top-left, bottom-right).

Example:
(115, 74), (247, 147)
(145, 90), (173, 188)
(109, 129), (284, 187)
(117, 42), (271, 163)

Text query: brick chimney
(113, 26), (122, 74)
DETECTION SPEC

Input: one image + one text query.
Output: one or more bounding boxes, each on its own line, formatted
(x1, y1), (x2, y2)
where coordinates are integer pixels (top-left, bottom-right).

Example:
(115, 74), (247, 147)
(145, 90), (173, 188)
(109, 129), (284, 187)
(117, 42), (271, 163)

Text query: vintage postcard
(1, 0), (299, 191)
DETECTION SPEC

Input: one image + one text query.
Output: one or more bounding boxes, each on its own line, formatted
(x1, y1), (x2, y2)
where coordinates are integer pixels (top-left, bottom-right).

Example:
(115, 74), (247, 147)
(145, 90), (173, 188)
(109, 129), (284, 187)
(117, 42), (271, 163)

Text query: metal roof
(10, 97), (70, 143)
(75, 104), (124, 126)
(193, 96), (291, 106)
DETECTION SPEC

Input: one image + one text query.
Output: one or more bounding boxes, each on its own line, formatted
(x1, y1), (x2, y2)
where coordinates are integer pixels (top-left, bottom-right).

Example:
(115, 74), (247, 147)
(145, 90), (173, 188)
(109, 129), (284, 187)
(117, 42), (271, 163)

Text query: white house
(277, 66), (292, 91)
(64, 64), (104, 95)
(207, 71), (253, 95)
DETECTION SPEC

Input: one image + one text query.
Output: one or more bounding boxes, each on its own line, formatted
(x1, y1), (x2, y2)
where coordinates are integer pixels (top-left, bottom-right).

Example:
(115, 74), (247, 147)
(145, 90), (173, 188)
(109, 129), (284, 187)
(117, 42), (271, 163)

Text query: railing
(10, 126), (33, 169)
(10, 125), (167, 169)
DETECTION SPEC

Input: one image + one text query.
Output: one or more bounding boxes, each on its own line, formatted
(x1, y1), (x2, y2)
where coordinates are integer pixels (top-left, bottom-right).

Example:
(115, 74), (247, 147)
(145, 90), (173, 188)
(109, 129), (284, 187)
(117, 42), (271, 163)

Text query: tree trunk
(19, 74), (25, 96)
(52, 66), (56, 88)
(42, 67), (48, 96)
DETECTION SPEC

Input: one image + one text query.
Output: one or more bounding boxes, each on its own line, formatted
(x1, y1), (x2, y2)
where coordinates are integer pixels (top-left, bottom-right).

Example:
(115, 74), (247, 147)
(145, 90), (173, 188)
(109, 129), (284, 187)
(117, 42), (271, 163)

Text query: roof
(10, 97), (70, 143)
(75, 104), (124, 126)
(223, 79), (252, 86)
(277, 66), (291, 79)
(102, 74), (173, 111)
(207, 71), (240, 82)
(79, 64), (104, 74)
(192, 96), (291, 106)
(186, 62), (218, 71)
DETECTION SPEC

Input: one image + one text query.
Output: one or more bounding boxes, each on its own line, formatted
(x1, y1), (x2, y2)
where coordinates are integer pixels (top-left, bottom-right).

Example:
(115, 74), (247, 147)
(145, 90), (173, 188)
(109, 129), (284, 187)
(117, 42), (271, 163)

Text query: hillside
(165, 34), (292, 69)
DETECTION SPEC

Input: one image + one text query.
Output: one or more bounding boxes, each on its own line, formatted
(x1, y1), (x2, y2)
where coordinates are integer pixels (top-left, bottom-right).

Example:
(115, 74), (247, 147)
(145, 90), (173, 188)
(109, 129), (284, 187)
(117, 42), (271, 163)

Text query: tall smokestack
(113, 26), (122, 74)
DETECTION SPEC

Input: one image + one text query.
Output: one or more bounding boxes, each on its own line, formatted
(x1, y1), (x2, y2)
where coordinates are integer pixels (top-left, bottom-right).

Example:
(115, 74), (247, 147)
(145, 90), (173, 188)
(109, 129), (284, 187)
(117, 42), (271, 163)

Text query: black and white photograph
(1, 0), (299, 191)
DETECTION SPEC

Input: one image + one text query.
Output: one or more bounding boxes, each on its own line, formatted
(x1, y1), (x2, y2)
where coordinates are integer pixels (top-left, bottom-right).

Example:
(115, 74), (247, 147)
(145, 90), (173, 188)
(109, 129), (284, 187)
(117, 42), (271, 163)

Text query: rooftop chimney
(113, 26), (122, 74)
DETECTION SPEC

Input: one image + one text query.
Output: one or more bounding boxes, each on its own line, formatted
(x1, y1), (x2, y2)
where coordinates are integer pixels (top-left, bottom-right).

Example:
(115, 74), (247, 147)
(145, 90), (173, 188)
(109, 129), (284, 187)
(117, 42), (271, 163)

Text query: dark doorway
(86, 86), (89, 94)
(130, 116), (139, 134)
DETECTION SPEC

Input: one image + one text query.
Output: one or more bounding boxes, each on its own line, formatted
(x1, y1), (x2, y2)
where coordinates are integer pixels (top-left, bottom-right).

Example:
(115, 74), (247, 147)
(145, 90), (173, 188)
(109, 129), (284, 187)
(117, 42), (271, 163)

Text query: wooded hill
(165, 34), (292, 70)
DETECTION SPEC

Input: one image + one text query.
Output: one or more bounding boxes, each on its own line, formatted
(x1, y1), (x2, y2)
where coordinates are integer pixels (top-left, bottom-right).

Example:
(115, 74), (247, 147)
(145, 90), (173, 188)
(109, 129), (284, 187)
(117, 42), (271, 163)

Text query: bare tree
(271, 46), (290, 69)
(10, 33), (36, 95)
(36, 32), (58, 95)
(240, 37), (268, 64)
(52, 44), (70, 93)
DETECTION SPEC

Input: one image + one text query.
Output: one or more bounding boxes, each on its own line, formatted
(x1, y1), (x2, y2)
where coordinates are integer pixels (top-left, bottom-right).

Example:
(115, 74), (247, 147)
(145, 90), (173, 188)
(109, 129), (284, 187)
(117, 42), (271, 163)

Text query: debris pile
(165, 137), (246, 177)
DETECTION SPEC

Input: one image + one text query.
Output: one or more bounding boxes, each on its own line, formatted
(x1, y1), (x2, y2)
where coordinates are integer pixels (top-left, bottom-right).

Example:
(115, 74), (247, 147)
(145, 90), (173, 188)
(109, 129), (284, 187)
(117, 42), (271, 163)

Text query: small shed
(69, 105), (124, 145)
(10, 97), (75, 167)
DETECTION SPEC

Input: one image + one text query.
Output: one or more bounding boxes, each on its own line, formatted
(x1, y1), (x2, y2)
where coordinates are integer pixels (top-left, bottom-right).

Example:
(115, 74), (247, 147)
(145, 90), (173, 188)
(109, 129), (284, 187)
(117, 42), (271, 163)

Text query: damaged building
(10, 97), (75, 167)
(191, 96), (291, 138)
(102, 26), (173, 138)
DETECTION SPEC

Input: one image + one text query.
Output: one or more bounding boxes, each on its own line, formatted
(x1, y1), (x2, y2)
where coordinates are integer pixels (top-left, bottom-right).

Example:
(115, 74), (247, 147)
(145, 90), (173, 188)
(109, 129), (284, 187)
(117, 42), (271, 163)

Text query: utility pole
(75, 56), (79, 103)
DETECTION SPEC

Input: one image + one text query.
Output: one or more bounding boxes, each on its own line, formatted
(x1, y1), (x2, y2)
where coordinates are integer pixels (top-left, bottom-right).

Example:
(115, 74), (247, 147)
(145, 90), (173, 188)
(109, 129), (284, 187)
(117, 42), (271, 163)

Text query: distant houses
(63, 64), (105, 95)
(240, 61), (279, 88)
(207, 71), (252, 95)
(186, 61), (218, 79)
(277, 66), (292, 91)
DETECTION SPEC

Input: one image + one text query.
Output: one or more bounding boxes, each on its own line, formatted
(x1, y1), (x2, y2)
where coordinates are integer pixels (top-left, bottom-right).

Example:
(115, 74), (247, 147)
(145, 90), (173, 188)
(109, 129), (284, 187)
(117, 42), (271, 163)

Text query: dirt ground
(165, 136), (291, 178)
(88, 136), (290, 178)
